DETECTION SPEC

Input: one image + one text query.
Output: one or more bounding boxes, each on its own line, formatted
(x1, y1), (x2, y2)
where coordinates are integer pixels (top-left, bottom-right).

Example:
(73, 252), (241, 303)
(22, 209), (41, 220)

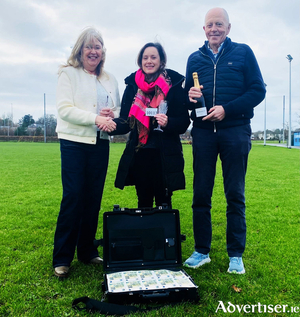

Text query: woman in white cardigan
(53, 27), (120, 278)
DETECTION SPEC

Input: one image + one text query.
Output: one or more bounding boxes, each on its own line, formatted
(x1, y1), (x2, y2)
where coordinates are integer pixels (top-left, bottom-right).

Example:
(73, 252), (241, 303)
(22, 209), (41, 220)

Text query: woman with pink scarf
(111, 43), (190, 208)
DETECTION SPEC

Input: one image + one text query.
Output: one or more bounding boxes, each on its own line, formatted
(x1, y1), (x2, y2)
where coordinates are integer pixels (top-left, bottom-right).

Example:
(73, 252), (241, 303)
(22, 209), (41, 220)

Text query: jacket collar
(200, 37), (231, 55)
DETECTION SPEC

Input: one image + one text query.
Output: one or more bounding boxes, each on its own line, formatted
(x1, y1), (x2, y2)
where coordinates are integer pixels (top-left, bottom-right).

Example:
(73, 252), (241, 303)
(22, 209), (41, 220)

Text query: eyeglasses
(84, 45), (102, 51)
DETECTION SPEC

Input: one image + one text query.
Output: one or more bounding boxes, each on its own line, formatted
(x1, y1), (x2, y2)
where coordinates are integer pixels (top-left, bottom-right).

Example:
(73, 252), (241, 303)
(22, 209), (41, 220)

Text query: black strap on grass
(72, 296), (159, 316)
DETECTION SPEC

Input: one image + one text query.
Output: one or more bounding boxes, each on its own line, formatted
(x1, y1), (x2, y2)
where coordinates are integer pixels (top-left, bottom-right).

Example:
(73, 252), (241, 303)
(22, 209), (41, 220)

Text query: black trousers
(133, 148), (172, 208)
(192, 125), (251, 257)
(53, 137), (109, 267)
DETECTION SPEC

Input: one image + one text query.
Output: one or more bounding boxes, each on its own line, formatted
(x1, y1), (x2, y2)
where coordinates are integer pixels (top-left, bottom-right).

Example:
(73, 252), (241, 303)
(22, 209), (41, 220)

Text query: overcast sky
(0, 0), (299, 132)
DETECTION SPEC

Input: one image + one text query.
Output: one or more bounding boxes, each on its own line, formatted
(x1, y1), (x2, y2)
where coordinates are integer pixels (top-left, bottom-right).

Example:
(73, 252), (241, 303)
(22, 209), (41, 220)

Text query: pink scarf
(128, 69), (172, 146)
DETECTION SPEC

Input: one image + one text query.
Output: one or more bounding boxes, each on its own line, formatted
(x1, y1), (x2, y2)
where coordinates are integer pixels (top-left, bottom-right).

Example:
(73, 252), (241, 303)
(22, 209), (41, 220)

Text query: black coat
(111, 69), (190, 192)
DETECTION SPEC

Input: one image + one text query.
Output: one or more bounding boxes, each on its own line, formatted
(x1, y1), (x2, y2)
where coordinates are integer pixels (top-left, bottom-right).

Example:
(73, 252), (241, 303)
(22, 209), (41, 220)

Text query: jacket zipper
(213, 64), (217, 133)
(200, 49), (224, 133)
(213, 51), (224, 133)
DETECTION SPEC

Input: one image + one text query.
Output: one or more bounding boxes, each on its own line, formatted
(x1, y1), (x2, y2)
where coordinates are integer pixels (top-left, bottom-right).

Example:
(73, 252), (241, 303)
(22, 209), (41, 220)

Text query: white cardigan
(56, 66), (120, 144)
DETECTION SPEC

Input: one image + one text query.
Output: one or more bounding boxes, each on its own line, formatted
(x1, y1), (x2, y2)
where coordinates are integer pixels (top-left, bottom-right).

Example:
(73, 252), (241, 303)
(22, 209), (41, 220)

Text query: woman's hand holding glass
(154, 113), (168, 128)
(95, 115), (116, 132)
(154, 100), (168, 131)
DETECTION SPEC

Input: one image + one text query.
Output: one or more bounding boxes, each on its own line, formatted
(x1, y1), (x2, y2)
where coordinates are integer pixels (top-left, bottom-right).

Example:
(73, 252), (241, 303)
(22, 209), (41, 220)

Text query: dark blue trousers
(53, 137), (109, 268)
(192, 125), (251, 257)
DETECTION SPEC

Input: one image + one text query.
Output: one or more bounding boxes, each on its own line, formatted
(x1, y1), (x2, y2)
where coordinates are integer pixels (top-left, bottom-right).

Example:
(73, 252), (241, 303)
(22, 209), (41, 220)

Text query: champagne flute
(99, 96), (109, 114)
(154, 100), (168, 132)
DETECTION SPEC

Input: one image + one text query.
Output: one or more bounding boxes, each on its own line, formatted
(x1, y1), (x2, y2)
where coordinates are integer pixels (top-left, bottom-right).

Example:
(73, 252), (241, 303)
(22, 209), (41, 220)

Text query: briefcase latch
(113, 204), (120, 211)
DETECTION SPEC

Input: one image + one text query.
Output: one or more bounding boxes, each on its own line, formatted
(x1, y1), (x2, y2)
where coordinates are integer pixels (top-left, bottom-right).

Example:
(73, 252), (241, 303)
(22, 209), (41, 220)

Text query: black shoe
(90, 256), (103, 264)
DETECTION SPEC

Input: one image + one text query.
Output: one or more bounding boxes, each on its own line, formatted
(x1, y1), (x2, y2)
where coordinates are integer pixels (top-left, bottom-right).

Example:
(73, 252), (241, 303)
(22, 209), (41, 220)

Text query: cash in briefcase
(100, 204), (199, 304)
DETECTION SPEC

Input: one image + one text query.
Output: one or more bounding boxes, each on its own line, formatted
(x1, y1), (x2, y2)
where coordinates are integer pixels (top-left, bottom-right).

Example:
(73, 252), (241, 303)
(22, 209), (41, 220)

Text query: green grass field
(0, 142), (299, 316)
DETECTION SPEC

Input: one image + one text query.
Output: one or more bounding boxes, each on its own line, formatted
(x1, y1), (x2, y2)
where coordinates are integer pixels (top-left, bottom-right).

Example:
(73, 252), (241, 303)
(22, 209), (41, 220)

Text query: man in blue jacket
(184, 7), (266, 274)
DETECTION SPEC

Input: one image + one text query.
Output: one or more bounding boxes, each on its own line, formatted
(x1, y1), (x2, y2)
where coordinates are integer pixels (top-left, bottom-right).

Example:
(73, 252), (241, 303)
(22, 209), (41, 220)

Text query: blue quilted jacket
(185, 37), (266, 130)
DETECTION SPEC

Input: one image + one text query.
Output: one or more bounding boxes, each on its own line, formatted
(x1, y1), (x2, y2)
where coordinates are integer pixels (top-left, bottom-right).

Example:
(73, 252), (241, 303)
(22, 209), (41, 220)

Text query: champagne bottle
(192, 72), (207, 117)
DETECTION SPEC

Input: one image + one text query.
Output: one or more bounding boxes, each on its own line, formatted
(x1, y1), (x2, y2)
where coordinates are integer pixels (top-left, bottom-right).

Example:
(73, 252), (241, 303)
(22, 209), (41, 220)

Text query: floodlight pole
(11, 103), (13, 135)
(282, 95), (285, 143)
(44, 93), (46, 143)
(286, 55), (293, 149)
(263, 83), (267, 146)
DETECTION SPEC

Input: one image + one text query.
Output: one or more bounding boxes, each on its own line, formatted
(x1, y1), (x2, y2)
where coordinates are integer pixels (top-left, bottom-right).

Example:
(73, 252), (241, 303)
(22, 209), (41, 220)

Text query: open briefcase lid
(102, 205), (185, 272)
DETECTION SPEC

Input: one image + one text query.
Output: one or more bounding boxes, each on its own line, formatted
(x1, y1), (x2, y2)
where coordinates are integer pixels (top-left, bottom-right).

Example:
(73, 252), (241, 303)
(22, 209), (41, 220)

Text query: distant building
(294, 132), (300, 146)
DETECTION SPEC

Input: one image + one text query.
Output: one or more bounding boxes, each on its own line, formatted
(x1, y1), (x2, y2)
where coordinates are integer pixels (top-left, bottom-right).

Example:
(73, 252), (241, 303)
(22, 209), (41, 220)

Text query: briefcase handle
(112, 205), (158, 215)
(112, 204), (171, 213)
(141, 291), (170, 299)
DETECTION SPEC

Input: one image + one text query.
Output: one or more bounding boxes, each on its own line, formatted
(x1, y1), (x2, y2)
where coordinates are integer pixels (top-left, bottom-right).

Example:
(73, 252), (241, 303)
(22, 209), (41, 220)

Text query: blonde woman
(53, 27), (120, 278)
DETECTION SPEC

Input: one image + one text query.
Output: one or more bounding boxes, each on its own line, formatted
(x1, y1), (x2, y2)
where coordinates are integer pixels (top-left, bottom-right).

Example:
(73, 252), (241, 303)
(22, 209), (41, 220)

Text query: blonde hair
(60, 27), (106, 76)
